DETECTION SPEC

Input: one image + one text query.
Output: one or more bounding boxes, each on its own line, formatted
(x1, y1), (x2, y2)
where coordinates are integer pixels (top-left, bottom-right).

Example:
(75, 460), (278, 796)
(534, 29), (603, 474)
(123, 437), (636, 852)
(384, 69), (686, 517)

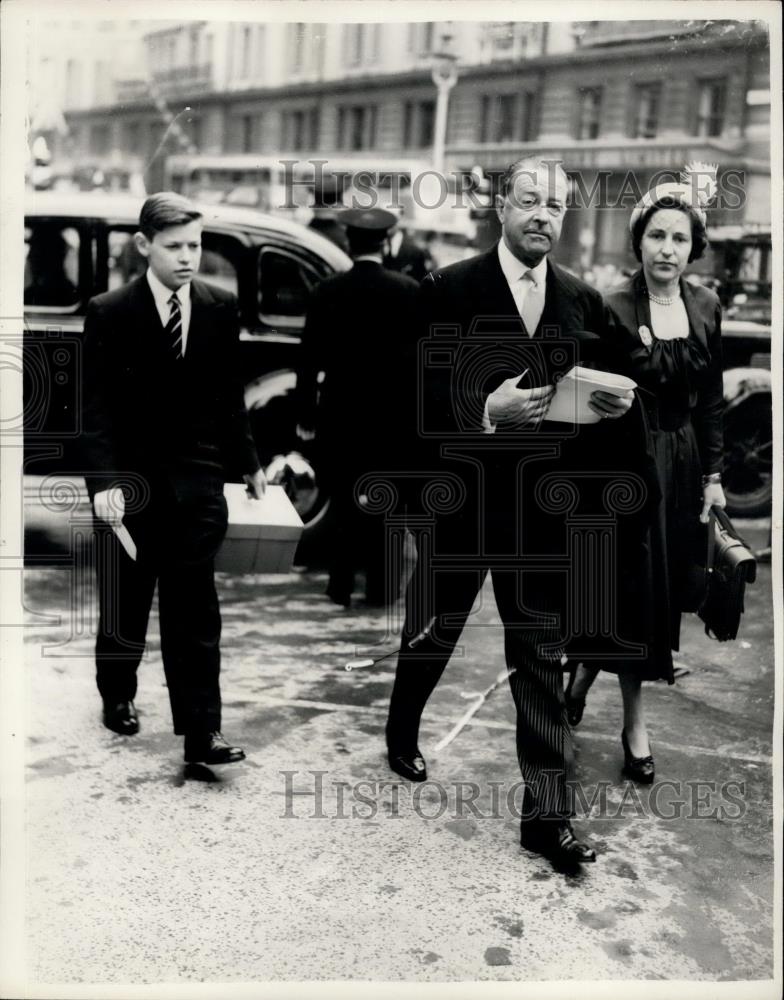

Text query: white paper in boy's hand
(546, 366), (637, 425)
(112, 522), (137, 561)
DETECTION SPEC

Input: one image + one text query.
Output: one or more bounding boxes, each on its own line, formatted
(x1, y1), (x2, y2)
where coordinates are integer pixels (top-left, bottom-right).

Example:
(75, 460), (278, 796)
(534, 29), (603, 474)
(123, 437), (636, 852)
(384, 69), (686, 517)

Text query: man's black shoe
(184, 731), (246, 765)
(520, 819), (596, 865)
(325, 586), (351, 608)
(388, 749), (427, 782)
(102, 700), (139, 736)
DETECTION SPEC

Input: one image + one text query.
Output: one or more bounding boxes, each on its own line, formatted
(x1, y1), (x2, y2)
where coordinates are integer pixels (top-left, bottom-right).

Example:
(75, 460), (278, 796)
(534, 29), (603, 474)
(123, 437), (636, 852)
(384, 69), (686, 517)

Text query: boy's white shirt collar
(146, 267), (191, 307)
(146, 268), (192, 352)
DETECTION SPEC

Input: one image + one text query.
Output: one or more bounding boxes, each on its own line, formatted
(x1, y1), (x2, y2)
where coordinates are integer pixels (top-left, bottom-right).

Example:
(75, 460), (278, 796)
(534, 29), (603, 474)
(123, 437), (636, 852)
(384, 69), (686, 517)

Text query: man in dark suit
(383, 225), (434, 282)
(307, 176), (350, 255)
(385, 158), (657, 867)
(81, 192), (266, 765)
(296, 207), (419, 607)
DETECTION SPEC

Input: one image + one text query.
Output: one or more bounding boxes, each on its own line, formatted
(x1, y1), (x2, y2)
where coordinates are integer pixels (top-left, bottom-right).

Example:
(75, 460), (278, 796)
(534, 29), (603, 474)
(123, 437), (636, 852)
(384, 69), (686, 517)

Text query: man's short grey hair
(499, 158), (569, 200)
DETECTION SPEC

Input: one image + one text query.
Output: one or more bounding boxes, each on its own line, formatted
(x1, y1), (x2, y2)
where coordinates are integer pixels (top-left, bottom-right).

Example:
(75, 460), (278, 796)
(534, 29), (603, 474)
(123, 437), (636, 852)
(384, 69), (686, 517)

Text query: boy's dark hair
(630, 198), (708, 263)
(138, 192), (202, 240)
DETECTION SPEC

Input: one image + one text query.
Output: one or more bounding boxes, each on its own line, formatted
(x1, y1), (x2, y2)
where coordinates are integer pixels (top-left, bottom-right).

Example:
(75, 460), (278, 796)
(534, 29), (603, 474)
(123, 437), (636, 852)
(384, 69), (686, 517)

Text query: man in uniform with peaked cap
(296, 207), (420, 606)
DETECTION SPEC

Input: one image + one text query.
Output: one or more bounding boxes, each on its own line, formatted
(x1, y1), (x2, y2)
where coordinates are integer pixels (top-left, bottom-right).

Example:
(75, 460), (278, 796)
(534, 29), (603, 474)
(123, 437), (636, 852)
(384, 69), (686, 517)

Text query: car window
(24, 223), (81, 308)
(258, 247), (321, 330)
(107, 229), (239, 298)
(199, 245), (239, 297)
(108, 230), (147, 290)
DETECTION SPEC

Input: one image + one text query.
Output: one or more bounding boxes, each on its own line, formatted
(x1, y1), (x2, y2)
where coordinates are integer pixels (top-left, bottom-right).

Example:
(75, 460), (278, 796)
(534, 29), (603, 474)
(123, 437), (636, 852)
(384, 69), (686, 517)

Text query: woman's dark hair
(139, 192), (202, 240)
(630, 197), (708, 263)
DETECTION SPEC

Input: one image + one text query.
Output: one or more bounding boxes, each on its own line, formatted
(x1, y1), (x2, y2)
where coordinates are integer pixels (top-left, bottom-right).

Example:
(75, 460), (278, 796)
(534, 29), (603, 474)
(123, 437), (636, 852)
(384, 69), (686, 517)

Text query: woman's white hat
(629, 162), (719, 231)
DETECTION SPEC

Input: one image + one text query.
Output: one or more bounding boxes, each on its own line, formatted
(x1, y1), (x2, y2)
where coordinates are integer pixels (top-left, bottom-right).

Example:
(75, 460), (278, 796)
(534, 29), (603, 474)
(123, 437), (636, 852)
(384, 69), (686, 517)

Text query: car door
(23, 215), (96, 474)
(234, 237), (338, 538)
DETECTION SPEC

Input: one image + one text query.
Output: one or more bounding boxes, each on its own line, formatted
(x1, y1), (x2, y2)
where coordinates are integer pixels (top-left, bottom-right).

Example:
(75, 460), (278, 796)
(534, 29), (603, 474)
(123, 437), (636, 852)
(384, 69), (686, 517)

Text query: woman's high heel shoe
(621, 729), (655, 784)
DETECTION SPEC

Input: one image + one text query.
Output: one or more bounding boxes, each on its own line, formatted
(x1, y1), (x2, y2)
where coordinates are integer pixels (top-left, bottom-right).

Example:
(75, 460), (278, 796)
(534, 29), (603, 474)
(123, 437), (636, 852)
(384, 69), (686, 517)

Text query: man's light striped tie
(165, 292), (183, 359)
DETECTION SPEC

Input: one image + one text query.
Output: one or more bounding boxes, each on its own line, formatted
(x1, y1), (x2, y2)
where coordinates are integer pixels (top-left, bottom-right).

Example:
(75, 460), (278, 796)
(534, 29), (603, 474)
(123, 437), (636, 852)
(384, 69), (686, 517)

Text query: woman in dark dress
(567, 169), (726, 781)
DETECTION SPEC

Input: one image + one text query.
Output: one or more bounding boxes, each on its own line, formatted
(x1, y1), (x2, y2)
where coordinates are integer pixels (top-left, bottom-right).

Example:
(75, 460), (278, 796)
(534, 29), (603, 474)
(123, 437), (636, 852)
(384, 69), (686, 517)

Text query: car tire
(722, 391), (773, 518)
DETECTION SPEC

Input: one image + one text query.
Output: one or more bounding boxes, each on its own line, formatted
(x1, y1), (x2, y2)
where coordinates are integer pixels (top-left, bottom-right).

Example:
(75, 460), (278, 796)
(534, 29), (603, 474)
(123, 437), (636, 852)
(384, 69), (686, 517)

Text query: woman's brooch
(638, 325), (653, 349)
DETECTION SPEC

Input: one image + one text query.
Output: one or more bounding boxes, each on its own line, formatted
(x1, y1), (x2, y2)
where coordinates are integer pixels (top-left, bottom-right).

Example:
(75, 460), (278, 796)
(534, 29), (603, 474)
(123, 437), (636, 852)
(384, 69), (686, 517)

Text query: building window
(480, 22), (543, 62)
(479, 94), (531, 143)
(287, 23), (305, 73)
(93, 60), (110, 105)
(189, 25), (199, 66)
(497, 94), (516, 141)
(403, 100), (435, 148)
(631, 82), (661, 138)
(281, 108), (320, 151)
(403, 102), (413, 147)
(342, 23), (379, 66)
(520, 91), (538, 141)
(417, 102), (434, 147)
(240, 25), (252, 78)
(282, 111), (304, 150)
(337, 105), (377, 150)
(344, 24), (365, 66)
(241, 114), (255, 152)
(407, 22), (436, 56)
(255, 25), (266, 74)
(309, 107), (321, 149)
(576, 87), (602, 139)
(65, 59), (81, 107)
(188, 117), (202, 152)
(124, 121), (140, 152)
(695, 78), (726, 137)
(90, 123), (110, 155)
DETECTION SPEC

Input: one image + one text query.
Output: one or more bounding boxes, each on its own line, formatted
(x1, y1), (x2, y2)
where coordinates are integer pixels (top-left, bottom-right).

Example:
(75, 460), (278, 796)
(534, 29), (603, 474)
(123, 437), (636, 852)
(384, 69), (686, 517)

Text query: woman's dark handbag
(697, 506), (757, 641)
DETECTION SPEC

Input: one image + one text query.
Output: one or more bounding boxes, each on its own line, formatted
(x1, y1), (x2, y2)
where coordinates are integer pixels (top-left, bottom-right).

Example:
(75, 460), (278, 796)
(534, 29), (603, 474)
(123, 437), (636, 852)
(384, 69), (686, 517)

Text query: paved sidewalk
(17, 539), (777, 987)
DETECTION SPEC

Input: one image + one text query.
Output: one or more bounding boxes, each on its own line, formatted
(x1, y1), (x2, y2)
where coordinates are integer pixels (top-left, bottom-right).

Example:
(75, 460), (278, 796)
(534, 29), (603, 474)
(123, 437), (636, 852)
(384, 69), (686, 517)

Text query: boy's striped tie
(165, 292), (183, 359)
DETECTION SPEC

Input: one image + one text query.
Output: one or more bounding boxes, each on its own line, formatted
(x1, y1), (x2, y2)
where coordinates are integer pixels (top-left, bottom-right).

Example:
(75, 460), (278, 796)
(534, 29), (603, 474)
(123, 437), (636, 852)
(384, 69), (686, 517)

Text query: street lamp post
(431, 51), (458, 176)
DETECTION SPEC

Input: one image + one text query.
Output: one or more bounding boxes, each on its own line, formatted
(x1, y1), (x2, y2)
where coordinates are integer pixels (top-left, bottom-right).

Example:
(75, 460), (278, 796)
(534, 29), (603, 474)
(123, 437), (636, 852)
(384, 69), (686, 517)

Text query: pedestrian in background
(383, 220), (435, 282)
(307, 176), (350, 255)
(81, 192), (265, 765)
(296, 207), (419, 607)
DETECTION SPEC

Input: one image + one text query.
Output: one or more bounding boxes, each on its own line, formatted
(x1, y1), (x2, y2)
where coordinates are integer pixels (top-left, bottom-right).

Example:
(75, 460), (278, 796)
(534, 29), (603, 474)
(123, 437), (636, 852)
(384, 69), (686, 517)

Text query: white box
(215, 484), (303, 574)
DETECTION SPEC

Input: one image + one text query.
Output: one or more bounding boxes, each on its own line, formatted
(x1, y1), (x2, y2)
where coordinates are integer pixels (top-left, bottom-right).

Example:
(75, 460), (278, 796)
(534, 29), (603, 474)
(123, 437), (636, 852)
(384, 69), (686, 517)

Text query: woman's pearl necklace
(647, 290), (680, 306)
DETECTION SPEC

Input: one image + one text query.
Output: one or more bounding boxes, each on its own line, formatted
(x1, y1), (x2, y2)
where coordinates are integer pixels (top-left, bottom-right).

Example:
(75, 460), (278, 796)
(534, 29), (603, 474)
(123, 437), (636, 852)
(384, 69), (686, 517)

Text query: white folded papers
(546, 366), (637, 425)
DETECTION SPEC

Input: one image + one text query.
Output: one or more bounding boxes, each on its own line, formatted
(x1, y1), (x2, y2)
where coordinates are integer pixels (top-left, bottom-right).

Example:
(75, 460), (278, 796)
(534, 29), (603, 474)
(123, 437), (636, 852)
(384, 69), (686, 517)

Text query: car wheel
(244, 371), (330, 564)
(722, 391), (773, 518)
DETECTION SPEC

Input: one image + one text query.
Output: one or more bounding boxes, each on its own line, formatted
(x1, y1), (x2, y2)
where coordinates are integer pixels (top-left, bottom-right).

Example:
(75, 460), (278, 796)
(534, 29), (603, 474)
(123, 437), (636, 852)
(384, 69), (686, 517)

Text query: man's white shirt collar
(482, 241), (548, 434)
(497, 239), (548, 288)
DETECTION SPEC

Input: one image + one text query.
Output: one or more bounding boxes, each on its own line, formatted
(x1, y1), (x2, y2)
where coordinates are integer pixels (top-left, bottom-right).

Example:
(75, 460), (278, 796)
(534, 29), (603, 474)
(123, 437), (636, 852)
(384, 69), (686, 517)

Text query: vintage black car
(23, 195), (771, 563)
(23, 192), (351, 561)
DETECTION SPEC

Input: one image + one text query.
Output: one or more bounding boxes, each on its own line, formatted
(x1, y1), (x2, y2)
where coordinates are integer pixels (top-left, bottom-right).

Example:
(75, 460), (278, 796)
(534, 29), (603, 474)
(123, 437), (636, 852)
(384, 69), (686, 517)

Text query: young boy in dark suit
(81, 192), (265, 764)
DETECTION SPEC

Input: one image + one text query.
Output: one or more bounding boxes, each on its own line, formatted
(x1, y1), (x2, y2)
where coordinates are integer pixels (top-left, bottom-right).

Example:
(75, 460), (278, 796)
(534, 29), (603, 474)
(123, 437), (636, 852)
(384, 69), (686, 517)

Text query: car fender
(722, 366), (771, 411)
